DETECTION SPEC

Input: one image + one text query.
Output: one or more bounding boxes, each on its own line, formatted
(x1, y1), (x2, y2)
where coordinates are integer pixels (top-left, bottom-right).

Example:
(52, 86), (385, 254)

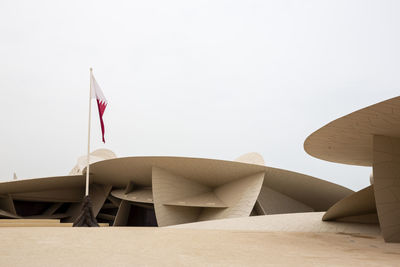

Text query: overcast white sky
(0, 0), (399, 191)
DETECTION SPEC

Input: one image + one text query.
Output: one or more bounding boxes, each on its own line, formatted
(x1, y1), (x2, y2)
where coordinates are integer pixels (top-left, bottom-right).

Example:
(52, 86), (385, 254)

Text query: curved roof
(87, 156), (352, 211)
(0, 156), (352, 212)
(304, 96), (400, 166)
(0, 175), (84, 195)
(88, 156), (266, 187)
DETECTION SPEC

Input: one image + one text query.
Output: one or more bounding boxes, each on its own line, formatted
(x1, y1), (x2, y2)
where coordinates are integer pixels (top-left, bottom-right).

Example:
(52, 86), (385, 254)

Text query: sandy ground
(0, 227), (399, 266)
(170, 212), (381, 235)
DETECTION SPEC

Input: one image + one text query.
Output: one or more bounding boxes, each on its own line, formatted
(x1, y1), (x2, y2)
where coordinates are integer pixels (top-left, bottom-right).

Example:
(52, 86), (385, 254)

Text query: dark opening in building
(126, 204), (158, 226)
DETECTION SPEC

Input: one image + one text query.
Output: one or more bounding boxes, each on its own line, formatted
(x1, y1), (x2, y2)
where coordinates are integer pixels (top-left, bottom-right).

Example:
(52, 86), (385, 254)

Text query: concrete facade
(5, 97), (400, 243)
(305, 96), (400, 243)
(0, 150), (351, 228)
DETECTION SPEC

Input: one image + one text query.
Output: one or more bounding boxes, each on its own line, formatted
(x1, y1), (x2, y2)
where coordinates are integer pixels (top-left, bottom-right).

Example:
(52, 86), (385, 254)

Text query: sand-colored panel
(257, 186), (313, 214)
(123, 181), (136, 194)
(152, 167), (209, 226)
(0, 157), (350, 214)
(0, 156), (353, 227)
(87, 157), (352, 212)
(373, 135), (400, 242)
(89, 157), (267, 188)
(0, 175), (84, 195)
(198, 172), (264, 221)
(252, 200), (266, 215)
(89, 184), (112, 217)
(304, 96), (400, 166)
(164, 192), (227, 208)
(262, 167), (352, 211)
(0, 195), (16, 215)
(111, 188), (153, 203)
(0, 209), (21, 219)
(235, 152), (265, 165)
(113, 200), (130, 226)
(11, 187), (84, 202)
(323, 185), (376, 222)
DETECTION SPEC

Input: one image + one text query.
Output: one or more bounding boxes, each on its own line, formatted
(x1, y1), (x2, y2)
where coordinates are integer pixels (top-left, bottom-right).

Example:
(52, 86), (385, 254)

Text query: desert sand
(0, 227), (399, 266)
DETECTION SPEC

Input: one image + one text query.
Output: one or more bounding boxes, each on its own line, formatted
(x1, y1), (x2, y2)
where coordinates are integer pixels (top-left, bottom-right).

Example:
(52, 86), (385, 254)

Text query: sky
(0, 0), (399, 191)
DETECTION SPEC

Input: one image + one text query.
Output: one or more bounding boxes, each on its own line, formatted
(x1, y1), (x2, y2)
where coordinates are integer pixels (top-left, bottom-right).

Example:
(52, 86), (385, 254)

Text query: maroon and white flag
(90, 72), (107, 143)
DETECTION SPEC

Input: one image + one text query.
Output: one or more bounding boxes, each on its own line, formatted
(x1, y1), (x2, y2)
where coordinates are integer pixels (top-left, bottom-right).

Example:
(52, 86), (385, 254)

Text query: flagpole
(86, 68), (93, 196)
(73, 67), (100, 227)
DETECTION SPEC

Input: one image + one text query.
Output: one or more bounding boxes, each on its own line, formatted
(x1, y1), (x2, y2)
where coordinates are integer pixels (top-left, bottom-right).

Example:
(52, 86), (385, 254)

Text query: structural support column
(373, 135), (400, 242)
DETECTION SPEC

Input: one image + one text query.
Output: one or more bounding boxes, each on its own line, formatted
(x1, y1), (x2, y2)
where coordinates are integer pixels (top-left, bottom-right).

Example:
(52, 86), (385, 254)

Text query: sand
(170, 212), (381, 235)
(0, 227), (399, 266)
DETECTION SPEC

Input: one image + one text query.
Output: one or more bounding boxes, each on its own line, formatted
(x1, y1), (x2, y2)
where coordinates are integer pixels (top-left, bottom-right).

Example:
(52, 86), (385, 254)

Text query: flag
(90, 72), (107, 143)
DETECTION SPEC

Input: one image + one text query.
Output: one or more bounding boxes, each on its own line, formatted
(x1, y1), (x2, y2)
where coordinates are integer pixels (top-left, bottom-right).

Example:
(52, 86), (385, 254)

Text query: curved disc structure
(87, 156), (352, 212)
(304, 96), (400, 166)
(0, 175), (84, 195)
(0, 156), (353, 227)
(305, 96), (400, 242)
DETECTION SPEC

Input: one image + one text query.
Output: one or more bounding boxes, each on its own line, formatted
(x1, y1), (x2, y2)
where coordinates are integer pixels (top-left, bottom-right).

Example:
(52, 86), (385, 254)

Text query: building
(2, 96), (399, 243)
(305, 96), (400, 243)
(0, 151), (350, 227)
